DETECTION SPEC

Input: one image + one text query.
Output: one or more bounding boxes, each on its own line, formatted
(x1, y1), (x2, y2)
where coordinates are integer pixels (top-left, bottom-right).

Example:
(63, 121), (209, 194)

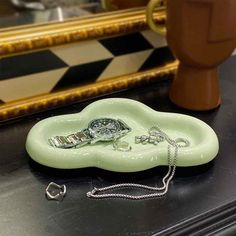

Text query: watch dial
(88, 118), (121, 140)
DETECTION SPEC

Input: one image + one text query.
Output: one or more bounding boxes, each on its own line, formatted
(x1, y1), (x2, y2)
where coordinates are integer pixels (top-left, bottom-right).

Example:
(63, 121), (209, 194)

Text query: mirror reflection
(0, 0), (149, 28)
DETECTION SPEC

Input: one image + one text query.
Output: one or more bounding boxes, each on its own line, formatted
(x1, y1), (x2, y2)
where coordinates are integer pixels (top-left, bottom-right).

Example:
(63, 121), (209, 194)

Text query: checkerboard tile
(0, 68), (68, 102)
(51, 40), (114, 66)
(0, 50), (67, 80)
(141, 30), (167, 48)
(140, 47), (175, 71)
(99, 32), (153, 56)
(98, 50), (153, 81)
(52, 58), (112, 90)
(0, 31), (173, 103)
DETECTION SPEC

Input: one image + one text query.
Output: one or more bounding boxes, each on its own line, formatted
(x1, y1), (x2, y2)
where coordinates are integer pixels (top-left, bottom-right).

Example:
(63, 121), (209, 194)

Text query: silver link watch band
(48, 129), (91, 148)
(48, 118), (131, 149)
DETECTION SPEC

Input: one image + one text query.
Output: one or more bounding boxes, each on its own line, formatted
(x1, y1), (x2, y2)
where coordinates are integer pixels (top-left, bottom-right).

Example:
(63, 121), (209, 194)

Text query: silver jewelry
(135, 133), (165, 145)
(87, 126), (190, 200)
(113, 140), (132, 152)
(135, 135), (149, 144)
(49, 118), (131, 149)
(45, 182), (66, 201)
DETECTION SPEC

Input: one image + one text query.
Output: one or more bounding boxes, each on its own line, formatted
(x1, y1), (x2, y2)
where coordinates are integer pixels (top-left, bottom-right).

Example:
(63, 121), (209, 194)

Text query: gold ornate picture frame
(0, 8), (163, 56)
(0, 7), (177, 122)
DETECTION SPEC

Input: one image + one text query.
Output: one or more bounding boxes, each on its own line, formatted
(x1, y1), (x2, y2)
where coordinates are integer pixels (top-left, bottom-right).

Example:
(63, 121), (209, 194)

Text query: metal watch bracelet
(48, 129), (91, 148)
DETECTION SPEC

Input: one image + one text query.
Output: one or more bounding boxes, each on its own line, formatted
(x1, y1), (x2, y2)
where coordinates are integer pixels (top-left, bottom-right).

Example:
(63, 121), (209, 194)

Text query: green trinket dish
(26, 98), (219, 172)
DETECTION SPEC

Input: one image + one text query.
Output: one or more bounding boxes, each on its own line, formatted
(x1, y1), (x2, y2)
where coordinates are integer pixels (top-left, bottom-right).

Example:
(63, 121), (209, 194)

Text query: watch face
(88, 118), (121, 141)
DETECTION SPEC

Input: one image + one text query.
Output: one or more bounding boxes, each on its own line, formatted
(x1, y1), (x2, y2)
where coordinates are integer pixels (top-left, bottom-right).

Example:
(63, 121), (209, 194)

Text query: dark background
(1, 55), (236, 235)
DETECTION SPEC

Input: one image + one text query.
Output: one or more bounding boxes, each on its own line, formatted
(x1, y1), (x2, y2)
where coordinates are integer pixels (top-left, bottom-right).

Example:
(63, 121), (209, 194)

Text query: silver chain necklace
(87, 126), (190, 200)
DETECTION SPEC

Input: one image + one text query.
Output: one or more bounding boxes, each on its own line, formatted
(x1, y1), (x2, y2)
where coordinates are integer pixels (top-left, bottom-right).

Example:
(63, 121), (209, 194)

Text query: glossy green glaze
(26, 98), (219, 172)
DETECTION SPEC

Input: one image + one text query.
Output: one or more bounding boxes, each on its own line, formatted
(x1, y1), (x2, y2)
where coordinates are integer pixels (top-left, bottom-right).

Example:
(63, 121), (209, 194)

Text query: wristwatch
(48, 118), (131, 149)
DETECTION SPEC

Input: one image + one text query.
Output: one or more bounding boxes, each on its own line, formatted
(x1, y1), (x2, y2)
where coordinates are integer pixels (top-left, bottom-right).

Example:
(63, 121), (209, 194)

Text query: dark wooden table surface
(1, 56), (236, 236)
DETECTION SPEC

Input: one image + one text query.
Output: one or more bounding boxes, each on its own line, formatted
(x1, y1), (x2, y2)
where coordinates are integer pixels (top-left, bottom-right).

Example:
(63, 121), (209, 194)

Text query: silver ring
(45, 182), (66, 201)
(113, 140), (132, 152)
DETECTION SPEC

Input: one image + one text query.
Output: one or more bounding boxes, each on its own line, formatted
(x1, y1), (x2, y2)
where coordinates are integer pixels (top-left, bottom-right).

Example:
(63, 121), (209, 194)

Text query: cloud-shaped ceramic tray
(26, 98), (219, 172)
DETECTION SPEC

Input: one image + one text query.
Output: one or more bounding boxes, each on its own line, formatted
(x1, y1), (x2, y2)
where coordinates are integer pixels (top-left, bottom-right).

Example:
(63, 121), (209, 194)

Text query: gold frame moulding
(0, 8), (176, 121)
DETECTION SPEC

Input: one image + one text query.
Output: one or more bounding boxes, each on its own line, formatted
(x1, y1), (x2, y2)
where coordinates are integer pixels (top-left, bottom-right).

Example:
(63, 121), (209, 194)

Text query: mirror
(0, 2), (172, 122)
(0, 0), (150, 28)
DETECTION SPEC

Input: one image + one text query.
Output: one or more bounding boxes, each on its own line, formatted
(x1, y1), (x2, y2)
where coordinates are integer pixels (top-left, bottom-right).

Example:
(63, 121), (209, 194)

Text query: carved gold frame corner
(0, 8), (173, 122)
